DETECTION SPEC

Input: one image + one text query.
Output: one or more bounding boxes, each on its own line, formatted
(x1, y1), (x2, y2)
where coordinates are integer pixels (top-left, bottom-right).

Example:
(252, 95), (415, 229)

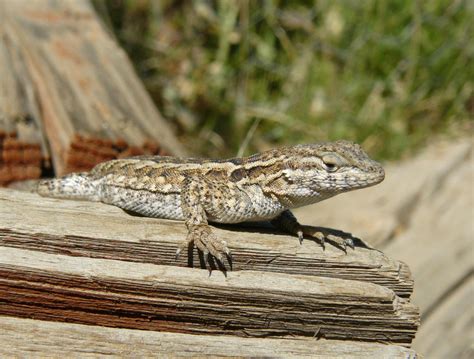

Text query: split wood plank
(0, 316), (419, 358)
(0, 246), (419, 346)
(0, 188), (413, 297)
(0, 0), (184, 177)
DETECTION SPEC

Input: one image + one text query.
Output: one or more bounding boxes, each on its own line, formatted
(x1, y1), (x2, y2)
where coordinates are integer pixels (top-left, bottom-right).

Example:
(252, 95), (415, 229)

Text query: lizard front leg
(176, 178), (232, 269)
(271, 210), (355, 251)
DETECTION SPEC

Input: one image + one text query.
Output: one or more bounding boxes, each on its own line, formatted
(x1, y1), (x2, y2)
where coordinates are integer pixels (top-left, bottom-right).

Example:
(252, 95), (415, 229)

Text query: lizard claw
(300, 225), (360, 253)
(225, 252), (233, 271)
(326, 233), (355, 253)
(311, 230), (326, 250)
(297, 230), (304, 245)
(272, 211), (358, 254)
(181, 224), (232, 273)
(175, 241), (189, 260)
(319, 236), (326, 250)
(345, 238), (355, 250)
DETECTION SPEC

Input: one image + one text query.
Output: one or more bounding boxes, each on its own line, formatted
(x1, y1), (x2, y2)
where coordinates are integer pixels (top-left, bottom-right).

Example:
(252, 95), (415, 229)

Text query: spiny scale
(38, 140), (385, 271)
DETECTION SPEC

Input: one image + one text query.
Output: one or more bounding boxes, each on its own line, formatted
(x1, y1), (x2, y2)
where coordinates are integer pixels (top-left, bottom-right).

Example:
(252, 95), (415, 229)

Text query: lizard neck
(270, 188), (336, 209)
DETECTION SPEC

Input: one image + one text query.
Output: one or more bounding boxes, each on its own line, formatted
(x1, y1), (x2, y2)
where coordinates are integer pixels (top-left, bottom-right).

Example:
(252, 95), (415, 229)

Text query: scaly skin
(38, 140), (385, 269)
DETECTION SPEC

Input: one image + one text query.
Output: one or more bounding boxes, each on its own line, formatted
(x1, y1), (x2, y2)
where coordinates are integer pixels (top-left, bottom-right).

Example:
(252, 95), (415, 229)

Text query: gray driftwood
(0, 188), (413, 297)
(0, 188), (420, 348)
(0, 316), (418, 358)
(0, 245), (418, 345)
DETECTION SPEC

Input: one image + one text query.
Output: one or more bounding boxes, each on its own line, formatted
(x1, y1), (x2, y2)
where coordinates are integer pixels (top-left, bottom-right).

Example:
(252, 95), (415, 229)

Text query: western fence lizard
(38, 140), (385, 269)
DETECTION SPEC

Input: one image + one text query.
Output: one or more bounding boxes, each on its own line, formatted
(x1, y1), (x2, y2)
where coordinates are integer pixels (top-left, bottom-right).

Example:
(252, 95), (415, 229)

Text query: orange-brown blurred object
(0, 0), (183, 186)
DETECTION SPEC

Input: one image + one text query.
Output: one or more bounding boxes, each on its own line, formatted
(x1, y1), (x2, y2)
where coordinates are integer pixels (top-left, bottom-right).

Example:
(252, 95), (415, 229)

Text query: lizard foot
(299, 225), (355, 252)
(176, 224), (232, 272)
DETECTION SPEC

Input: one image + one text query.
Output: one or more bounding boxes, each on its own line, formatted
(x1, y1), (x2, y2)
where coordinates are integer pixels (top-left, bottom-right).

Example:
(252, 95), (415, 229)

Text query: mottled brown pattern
(38, 140), (385, 270)
(230, 168), (246, 182)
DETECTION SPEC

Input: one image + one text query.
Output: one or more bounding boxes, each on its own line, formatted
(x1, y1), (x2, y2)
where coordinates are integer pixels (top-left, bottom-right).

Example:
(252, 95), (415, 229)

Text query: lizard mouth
(363, 166), (385, 187)
(374, 166), (385, 182)
(344, 167), (385, 190)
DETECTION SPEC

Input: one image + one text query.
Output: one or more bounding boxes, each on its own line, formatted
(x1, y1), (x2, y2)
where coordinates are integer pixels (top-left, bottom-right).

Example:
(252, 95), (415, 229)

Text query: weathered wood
(0, 30), (45, 184)
(0, 187), (420, 349)
(0, 316), (418, 358)
(0, 0), (184, 179)
(0, 246), (419, 345)
(0, 188), (414, 297)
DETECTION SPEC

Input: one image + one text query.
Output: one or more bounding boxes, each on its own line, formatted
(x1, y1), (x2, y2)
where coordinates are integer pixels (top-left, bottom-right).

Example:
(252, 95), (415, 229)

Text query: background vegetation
(93, 0), (473, 160)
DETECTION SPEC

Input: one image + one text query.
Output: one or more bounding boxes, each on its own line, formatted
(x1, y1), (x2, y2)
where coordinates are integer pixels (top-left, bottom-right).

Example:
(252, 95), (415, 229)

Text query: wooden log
(0, 246), (419, 346)
(0, 188), (413, 297)
(0, 30), (46, 184)
(0, 0), (184, 178)
(0, 188), (420, 347)
(0, 316), (419, 358)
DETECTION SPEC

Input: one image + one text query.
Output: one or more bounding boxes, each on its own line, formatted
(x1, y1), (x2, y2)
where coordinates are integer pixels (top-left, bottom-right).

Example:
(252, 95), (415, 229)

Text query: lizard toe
(345, 238), (355, 250)
(188, 224), (231, 272)
(297, 229), (304, 244)
(176, 235), (194, 260)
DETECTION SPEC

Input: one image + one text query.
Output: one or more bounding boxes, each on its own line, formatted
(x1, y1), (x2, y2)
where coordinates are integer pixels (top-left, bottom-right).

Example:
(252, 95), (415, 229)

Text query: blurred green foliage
(93, 0), (473, 159)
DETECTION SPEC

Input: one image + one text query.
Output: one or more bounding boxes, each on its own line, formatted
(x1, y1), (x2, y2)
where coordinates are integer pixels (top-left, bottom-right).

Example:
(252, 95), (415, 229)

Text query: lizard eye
(324, 162), (338, 172)
(322, 154), (341, 172)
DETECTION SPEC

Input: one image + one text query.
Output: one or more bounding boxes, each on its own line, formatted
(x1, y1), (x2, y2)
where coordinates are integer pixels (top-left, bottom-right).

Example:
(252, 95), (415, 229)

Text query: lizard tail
(37, 173), (101, 201)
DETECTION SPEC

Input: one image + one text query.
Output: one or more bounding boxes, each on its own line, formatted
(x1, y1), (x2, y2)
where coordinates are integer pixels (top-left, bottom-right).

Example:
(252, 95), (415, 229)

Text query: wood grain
(0, 188), (413, 297)
(0, 0), (184, 178)
(0, 246), (419, 345)
(0, 316), (418, 358)
(0, 187), (420, 352)
(0, 33), (45, 184)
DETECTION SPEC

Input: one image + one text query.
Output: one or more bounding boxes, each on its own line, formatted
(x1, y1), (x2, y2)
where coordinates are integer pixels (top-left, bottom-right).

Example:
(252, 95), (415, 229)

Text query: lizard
(37, 140), (385, 269)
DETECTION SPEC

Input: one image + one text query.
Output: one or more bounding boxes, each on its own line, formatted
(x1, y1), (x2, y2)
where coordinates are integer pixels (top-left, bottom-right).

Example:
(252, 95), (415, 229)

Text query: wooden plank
(0, 0), (184, 177)
(0, 188), (413, 297)
(0, 246), (419, 345)
(0, 316), (418, 358)
(0, 136), (43, 185)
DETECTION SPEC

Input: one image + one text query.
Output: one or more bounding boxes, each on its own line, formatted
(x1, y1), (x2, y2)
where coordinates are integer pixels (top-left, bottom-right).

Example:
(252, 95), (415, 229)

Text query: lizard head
(257, 140), (385, 207)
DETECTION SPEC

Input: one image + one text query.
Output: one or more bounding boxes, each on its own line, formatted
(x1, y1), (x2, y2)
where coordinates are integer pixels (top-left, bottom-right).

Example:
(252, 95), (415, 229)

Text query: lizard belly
(100, 185), (184, 220)
(206, 184), (285, 224)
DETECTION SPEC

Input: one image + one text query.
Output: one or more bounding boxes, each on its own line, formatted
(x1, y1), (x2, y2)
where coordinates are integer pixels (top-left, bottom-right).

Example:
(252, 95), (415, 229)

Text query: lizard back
(38, 141), (385, 223)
